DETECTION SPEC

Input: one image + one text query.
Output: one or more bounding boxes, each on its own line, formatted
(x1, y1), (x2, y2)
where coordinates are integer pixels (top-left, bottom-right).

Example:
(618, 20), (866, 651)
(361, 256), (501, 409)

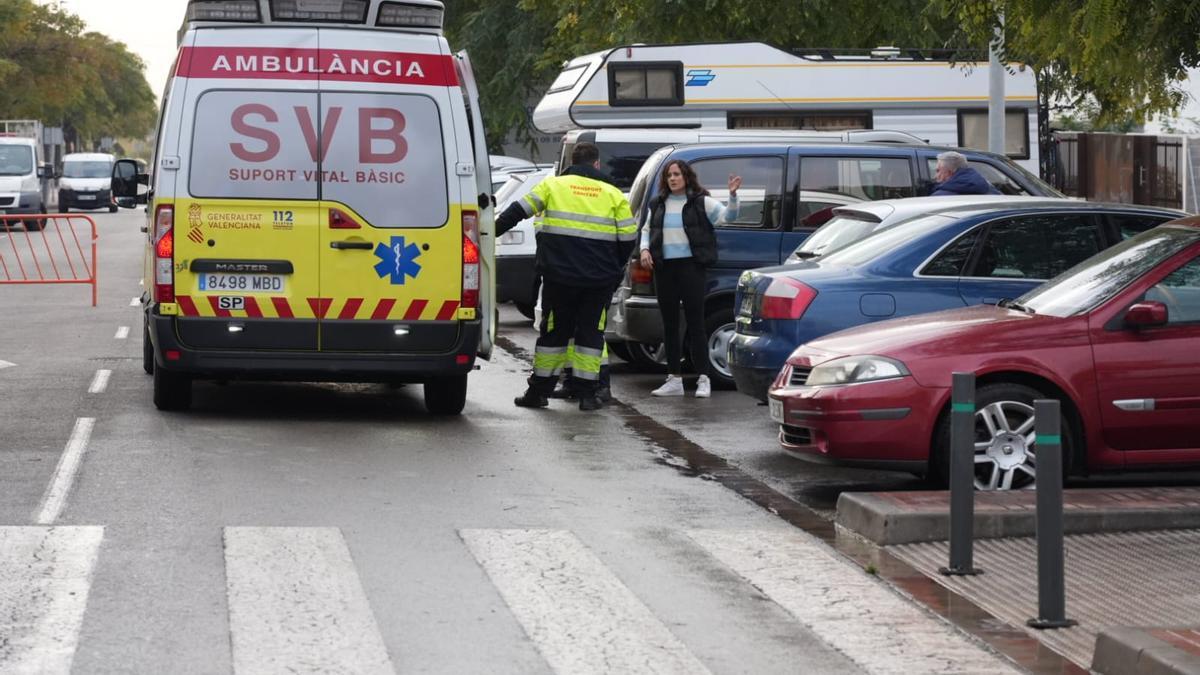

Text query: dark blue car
(729, 202), (1185, 400)
(612, 140), (1064, 387)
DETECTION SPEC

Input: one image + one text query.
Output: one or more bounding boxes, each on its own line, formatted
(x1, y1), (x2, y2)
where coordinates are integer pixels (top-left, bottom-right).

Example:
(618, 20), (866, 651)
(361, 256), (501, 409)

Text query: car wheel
(932, 382), (1075, 491)
(153, 366), (192, 411)
(626, 341), (667, 372)
(23, 217), (43, 232)
(703, 307), (736, 390)
(605, 340), (632, 364)
(514, 302), (535, 320)
(108, 204), (118, 213)
(142, 319), (154, 375)
(424, 374), (467, 415)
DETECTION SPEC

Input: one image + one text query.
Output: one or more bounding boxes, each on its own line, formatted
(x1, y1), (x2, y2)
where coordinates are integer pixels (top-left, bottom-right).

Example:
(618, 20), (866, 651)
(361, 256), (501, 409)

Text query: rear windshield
(820, 213), (955, 267)
(560, 141), (666, 191)
(190, 89), (449, 227)
(63, 161), (112, 178)
(0, 145), (33, 176)
(794, 214), (883, 257)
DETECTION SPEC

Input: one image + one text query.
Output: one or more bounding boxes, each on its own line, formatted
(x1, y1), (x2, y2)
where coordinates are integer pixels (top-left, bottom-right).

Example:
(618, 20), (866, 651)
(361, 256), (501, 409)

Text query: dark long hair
(657, 159), (708, 198)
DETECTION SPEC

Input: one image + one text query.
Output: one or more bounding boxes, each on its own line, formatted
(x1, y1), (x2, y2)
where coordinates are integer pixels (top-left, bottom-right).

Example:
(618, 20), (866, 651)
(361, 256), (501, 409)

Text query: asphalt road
(0, 210), (1018, 674)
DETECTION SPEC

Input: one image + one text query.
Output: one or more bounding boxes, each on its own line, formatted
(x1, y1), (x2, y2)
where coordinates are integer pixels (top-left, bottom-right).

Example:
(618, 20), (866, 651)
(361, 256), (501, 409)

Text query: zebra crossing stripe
(0, 526), (103, 674)
(223, 527), (394, 675)
(460, 529), (711, 675)
(686, 530), (1017, 675)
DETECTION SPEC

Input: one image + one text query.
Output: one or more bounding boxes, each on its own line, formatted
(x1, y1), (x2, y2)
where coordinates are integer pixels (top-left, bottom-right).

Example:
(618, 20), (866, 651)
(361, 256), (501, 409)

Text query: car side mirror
(1125, 301), (1168, 329)
(112, 159), (149, 206)
(38, 163), (54, 179)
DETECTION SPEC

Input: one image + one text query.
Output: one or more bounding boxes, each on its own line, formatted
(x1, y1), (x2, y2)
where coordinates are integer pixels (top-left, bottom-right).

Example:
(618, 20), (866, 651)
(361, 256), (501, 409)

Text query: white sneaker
(695, 375), (711, 398)
(651, 375), (684, 397)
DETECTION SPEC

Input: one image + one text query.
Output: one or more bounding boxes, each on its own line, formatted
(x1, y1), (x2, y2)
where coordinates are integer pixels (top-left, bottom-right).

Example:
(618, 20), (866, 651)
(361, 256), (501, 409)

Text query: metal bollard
(940, 372), (981, 576)
(1027, 399), (1077, 629)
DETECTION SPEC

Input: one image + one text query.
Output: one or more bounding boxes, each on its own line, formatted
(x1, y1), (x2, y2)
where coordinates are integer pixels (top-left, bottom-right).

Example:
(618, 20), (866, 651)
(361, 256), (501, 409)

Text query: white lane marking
(34, 418), (96, 525)
(461, 529), (710, 675)
(87, 369), (112, 394)
(224, 527), (394, 675)
(129, 297), (139, 307)
(114, 326), (130, 340)
(0, 360), (14, 370)
(0, 526), (103, 674)
(686, 530), (1017, 675)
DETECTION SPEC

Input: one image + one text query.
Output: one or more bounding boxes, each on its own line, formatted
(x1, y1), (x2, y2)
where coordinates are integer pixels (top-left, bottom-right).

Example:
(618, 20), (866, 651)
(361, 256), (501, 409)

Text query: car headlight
(805, 355), (909, 386)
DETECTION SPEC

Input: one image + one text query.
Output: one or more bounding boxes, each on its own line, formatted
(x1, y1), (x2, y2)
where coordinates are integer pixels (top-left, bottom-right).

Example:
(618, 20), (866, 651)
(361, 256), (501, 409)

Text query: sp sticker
(217, 296), (245, 311)
(373, 236), (422, 285)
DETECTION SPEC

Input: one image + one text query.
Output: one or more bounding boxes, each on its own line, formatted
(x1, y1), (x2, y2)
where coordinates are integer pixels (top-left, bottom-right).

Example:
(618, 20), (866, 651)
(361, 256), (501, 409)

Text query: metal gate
(1052, 132), (1184, 209)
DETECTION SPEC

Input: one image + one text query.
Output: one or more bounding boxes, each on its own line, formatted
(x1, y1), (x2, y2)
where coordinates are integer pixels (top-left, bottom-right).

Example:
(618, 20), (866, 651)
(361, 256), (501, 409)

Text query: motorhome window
(607, 62), (683, 107)
(690, 156), (784, 229)
(798, 156), (913, 221)
(957, 109), (1030, 159)
(63, 161), (112, 178)
(548, 65), (588, 94)
(730, 112), (872, 131)
(925, 158), (1028, 195)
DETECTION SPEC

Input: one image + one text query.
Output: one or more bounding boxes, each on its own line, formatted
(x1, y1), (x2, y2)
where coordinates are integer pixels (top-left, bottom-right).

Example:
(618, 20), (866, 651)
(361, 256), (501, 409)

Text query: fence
(1052, 132), (1186, 210)
(0, 214), (98, 306)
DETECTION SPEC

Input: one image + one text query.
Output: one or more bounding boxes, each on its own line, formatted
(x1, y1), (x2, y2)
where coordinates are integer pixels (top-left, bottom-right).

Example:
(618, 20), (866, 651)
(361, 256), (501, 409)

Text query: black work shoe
(596, 386), (612, 403)
(514, 391), (549, 408)
(578, 396), (602, 411)
(548, 384), (576, 399)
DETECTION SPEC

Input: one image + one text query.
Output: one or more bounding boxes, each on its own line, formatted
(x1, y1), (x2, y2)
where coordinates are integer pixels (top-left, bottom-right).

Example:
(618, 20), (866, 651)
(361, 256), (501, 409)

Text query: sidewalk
(836, 488), (1200, 673)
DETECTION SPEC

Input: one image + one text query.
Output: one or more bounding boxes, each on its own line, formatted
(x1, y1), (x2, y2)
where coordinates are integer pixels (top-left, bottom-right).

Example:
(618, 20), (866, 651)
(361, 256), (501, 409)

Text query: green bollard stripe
(1037, 434), (1062, 445)
(951, 403), (974, 413)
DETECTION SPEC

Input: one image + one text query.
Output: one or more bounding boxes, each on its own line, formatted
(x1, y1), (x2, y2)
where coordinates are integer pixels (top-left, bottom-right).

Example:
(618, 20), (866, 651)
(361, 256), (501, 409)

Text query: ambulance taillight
(461, 210), (480, 310)
(153, 205), (175, 303)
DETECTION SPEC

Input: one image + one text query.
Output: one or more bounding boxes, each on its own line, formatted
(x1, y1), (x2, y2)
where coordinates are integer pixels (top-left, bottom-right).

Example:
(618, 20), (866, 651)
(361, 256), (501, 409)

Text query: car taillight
(760, 277), (816, 320)
(153, 205), (175, 303)
(461, 210), (480, 310)
(630, 260), (652, 285)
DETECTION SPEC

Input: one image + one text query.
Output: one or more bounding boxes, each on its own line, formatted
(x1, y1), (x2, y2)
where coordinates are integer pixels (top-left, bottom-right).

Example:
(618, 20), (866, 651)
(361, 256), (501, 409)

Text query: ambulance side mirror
(112, 159), (149, 207)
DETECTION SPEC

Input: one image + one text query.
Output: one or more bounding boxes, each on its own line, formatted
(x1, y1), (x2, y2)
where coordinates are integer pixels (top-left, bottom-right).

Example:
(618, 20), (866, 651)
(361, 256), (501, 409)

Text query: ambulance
(113, 0), (495, 414)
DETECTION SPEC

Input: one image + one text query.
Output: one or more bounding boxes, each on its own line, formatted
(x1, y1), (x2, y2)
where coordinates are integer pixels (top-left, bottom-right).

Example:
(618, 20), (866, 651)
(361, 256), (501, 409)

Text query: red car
(768, 218), (1200, 490)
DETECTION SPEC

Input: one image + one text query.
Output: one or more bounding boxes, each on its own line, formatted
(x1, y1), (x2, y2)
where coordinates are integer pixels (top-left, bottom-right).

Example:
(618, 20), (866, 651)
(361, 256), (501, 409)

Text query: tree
(0, 0), (157, 149)
(940, 0), (1200, 126)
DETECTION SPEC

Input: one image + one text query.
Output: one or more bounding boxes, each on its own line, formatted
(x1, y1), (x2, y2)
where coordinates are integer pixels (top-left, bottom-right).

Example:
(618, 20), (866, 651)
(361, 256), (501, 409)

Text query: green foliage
(0, 0), (157, 147)
(939, 0), (1200, 126)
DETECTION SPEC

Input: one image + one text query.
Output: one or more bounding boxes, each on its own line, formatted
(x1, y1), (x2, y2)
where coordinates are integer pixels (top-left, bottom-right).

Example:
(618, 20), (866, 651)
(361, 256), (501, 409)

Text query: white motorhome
(534, 42), (1041, 173)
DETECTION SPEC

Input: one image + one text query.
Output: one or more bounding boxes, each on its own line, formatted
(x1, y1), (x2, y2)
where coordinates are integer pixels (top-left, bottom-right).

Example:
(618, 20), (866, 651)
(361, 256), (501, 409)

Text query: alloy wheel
(706, 322), (737, 380)
(973, 400), (1037, 490)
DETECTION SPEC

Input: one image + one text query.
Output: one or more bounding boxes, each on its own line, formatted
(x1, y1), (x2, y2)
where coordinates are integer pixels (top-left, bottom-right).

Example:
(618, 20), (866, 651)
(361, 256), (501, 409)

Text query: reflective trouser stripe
(546, 310), (554, 333)
(534, 346), (569, 378)
(572, 345), (604, 379)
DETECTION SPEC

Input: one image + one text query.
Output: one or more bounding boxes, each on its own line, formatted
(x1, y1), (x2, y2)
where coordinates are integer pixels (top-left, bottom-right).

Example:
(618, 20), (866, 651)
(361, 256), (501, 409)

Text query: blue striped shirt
(641, 194), (739, 259)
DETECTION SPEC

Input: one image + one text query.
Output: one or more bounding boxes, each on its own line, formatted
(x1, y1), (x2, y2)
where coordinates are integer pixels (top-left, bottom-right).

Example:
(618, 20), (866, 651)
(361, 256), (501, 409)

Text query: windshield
(0, 145), (34, 176)
(1019, 225), (1200, 317)
(793, 214), (883, 258)
(820, 213), (955, 267)
(63, 161), (112, 178)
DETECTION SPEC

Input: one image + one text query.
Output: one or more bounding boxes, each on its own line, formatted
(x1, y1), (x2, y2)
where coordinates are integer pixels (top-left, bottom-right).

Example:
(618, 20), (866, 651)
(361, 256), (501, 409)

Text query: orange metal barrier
(0, 214), (98, 306)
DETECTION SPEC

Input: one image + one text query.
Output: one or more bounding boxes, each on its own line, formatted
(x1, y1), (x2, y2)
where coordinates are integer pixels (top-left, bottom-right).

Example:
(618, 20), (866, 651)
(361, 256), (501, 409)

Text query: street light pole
(988, 16), (1006, 155)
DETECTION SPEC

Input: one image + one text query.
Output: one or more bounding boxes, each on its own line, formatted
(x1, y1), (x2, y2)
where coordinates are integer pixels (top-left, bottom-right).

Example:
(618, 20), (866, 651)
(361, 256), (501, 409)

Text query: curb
(1093, 627), (1200, 675)
(836, 488), (1200, 546)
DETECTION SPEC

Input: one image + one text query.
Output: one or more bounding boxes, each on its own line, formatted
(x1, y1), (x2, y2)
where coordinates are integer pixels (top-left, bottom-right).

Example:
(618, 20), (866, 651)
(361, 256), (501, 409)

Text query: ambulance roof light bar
(181, 0), (445, 33)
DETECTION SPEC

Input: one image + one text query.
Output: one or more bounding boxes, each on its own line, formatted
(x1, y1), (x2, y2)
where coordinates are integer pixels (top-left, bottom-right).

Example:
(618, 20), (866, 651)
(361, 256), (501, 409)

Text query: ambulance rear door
(453, 50), (495, 359)
(315, 29), (466, 353)
(173, 27), (323, 351)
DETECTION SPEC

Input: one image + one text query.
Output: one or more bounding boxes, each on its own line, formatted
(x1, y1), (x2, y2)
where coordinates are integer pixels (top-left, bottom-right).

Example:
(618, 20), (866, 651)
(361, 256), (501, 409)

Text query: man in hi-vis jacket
(494, 143), (636, 411)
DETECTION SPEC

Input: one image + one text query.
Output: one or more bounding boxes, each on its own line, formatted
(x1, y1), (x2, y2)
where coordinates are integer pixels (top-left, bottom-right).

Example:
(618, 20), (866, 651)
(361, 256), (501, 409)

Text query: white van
(59, 152), (117, 213)
(494, 167), (552, 317)
(0, 135), (54, 229)
(111, 0), (496, 415)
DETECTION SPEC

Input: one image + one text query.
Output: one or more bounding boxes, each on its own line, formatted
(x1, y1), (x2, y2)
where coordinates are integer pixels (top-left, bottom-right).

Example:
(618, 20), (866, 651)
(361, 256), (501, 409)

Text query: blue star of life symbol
(373, 236), (422, 285)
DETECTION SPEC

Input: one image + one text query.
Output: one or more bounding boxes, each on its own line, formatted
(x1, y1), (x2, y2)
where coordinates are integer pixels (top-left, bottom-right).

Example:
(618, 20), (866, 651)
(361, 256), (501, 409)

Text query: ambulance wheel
(153, 367), (192, 411)
(514, 302), (536, 320)
(142, 320), (153, 375)
(424, 374), (467, 415)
